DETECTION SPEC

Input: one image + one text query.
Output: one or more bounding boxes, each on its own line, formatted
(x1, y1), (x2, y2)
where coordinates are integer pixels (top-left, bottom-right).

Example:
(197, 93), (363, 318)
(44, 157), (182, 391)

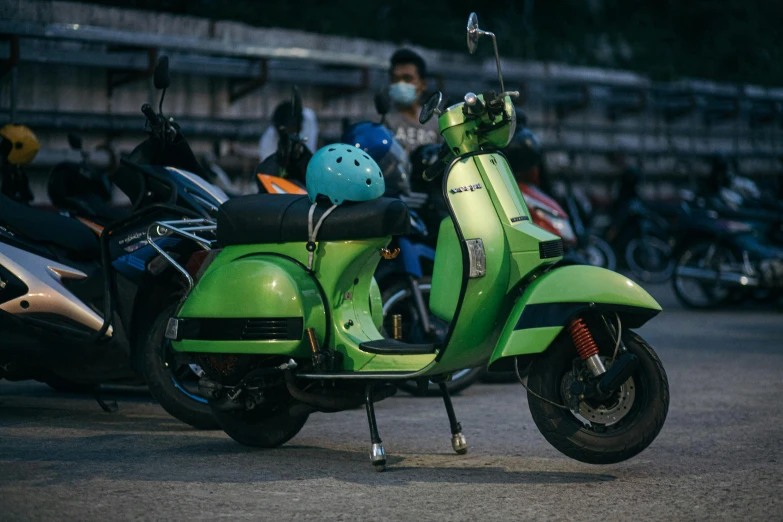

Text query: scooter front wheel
(526, 330), (669, 464)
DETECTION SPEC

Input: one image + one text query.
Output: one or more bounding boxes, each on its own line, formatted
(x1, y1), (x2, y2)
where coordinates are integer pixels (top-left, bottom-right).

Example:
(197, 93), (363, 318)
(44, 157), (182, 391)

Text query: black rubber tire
(672, 241), (736, 309)
(142, 302), (219, 430)
(580, 235), (617, 271)
(527, 331), (669, 464)
(211, 406), (308, 448)
(625, 237), (675, 284)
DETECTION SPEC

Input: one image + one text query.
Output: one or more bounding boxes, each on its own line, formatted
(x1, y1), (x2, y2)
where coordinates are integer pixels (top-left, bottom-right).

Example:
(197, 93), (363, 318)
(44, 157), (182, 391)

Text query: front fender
(488, 265), (661, 368)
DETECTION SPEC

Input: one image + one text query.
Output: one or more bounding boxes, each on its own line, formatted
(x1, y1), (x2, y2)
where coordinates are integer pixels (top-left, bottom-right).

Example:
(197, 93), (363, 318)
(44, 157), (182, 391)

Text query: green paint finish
(524, 265), (662, 309)
(429, 218), (462, 322)
(475, 153), (530, 225)
(175, 339), (307, 356)
(172, 255), (325, 355)
(431, 156), (511, 372)
(331, 241), (390, 371)
(473, 152), (559, 261)
(488, 265), (661, 367)
(369, 277), (383, 331)
(490, 326), (564, 364)
(172, 235), (439, 374)
(168, 101), (663, 381)
(507, 251), (546, 292)
(177, 256), (319, 319)
(438, 95), (516, 155)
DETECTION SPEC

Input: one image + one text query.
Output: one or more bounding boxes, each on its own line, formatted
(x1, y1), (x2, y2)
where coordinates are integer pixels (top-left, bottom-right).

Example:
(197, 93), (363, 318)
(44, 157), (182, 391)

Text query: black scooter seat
(217, 194), (410, 245)
(0, 194), (99, 259)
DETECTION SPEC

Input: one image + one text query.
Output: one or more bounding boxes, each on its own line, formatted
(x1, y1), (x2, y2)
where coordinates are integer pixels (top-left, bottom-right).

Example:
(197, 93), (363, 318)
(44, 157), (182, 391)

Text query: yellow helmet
(0, 124), (41, 165)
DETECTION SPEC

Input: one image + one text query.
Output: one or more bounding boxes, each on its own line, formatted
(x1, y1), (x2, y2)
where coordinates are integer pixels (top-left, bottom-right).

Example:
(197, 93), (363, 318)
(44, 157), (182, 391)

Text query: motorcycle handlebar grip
(141, 104), (158, 124)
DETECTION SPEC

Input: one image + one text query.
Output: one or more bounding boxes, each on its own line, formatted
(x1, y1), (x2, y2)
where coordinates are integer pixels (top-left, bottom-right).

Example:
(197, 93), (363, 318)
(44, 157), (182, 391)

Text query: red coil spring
(568, 318), (599, 360)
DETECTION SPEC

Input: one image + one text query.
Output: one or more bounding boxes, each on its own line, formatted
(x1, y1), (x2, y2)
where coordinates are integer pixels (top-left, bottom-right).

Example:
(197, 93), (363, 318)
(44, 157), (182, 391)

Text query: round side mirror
(419, 91), (444, 124)
(153, 56), (170, 90)
(467, 12), (480, 54)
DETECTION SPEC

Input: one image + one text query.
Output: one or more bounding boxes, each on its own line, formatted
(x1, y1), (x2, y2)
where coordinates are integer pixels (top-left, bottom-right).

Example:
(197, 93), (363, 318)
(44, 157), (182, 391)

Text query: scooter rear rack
(145, 218), (217, 293)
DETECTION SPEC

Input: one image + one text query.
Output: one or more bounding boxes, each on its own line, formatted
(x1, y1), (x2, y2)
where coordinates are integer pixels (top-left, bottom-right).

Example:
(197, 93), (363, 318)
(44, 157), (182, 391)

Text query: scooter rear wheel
(211, 406), (308, 448)
(526, 330), (669, 464)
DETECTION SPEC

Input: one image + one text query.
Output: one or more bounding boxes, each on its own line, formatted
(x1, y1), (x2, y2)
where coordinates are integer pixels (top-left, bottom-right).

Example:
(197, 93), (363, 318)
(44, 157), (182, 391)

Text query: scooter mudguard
(170, 255), (325, 357)
(488, 265), (661, 367)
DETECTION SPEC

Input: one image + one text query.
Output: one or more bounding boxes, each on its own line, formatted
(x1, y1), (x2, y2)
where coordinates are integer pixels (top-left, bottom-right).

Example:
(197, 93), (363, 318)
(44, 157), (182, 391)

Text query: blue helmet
(341, 122), (411, 197)
(306, 144), (385, 205)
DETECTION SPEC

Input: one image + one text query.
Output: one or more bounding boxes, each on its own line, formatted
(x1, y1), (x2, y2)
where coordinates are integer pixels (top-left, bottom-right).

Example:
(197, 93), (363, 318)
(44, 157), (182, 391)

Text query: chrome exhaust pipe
(675, 266), (759, 287)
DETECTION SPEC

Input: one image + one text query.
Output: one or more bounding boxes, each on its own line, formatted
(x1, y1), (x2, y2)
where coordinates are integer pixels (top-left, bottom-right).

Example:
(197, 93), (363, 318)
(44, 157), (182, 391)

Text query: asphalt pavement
(1, 284), (782, 521)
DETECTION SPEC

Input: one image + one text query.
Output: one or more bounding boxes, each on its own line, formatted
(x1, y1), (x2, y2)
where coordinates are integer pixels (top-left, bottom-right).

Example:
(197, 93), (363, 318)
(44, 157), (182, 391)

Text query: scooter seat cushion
(0, 194), (99, 259)
(217, 194), (410, 245)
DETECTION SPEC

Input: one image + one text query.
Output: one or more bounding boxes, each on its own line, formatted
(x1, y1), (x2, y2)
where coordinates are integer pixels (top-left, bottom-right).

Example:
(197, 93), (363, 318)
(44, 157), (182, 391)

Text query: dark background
(86, 0), (780, 85)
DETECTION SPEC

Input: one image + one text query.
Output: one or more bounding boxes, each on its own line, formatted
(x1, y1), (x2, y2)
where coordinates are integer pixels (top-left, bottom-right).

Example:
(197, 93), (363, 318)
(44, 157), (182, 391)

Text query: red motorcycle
(519, 182), (616, 269)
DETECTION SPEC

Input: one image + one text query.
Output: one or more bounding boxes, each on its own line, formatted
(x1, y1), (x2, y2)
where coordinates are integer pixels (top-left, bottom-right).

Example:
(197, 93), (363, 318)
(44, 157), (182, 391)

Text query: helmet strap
(306, 201), (338, 271)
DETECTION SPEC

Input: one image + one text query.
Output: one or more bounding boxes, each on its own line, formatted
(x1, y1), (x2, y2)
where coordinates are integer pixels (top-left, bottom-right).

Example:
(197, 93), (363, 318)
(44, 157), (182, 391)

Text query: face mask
(389, 82), (418, 106)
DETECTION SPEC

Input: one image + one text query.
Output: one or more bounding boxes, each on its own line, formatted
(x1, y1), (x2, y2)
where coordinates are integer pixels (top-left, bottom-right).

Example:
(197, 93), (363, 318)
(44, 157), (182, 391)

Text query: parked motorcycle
(600, 168), (674, 282)
(154, 14), (669, 470)
(0, 57), (228, 429)
(255, 86), (312, 191)
(672, 188), (783, 308)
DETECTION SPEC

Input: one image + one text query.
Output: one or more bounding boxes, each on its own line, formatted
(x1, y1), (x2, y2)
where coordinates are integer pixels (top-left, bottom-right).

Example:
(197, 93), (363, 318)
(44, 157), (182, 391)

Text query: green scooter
(154, 13), (668, 471)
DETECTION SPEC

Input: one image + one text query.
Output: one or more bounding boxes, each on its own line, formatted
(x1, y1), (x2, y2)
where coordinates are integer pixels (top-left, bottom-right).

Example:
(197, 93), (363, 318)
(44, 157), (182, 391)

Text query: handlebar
(463, 90), (520, 118)
(142, 104), (159, 126)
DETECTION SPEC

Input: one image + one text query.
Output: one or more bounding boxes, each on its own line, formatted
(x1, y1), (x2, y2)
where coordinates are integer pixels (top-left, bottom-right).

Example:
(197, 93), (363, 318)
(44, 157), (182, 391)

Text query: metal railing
(2, 19), (783, 170)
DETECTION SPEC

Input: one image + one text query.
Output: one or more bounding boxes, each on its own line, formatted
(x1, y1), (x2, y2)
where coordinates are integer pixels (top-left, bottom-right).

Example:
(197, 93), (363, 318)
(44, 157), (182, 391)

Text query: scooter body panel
(425, 152), (562, 374)
(488, 265), (661, 367)
(172, 238), (399, 372)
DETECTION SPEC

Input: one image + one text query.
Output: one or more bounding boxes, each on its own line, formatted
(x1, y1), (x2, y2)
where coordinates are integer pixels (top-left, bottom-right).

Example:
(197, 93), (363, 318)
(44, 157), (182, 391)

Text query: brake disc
(561, 357), (637, 426)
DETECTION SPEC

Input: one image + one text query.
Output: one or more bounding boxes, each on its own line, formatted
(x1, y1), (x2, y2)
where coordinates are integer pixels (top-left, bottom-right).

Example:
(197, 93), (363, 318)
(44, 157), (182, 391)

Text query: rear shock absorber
(567, 318), (607, 377)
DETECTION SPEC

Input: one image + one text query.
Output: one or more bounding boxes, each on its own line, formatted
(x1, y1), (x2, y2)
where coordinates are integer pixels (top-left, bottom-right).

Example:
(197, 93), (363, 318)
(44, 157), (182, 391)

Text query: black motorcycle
(0, 56), (227, 428)
(672, 188), (783, 309)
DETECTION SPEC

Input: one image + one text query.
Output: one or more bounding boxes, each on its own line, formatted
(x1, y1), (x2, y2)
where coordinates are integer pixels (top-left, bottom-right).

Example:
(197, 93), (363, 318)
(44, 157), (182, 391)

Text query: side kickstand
(438, 382), (467, 455)
(93, 384), (118, 413)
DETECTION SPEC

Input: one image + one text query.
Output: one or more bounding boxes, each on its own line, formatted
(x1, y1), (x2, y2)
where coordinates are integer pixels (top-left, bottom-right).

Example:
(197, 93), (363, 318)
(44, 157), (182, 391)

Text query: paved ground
(1, 285), (782, 521)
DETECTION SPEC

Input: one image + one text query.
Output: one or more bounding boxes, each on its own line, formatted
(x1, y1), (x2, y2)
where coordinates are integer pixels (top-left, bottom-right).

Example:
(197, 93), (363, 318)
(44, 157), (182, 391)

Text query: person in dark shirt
(384, 49), (441, 152)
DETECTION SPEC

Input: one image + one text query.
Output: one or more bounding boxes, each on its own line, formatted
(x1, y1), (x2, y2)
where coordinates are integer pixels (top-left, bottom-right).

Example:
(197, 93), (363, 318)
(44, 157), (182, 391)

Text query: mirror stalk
(487, 32), (505, 94)
(158, 88), (166, 117)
